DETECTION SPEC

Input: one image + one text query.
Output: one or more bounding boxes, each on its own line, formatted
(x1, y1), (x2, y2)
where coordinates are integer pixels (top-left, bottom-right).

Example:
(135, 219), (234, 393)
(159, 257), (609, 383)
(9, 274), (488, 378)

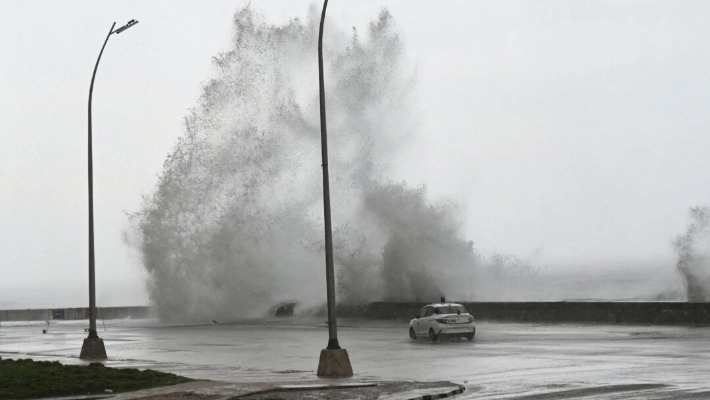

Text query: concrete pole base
(317, 348), (353, 377)
(80, 338), (107, 360)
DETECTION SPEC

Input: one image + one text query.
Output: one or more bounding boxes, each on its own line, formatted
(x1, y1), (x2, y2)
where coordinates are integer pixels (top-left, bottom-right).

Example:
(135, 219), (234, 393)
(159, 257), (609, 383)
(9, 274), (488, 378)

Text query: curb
(431, 385), (466, 399)
(377, 384), (466, 400)
(38, 381), (465, 400)
(230, 382), (379, 398)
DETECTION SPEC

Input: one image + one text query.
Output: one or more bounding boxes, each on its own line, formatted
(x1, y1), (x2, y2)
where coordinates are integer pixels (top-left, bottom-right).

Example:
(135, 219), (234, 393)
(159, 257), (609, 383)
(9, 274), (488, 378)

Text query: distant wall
(332, 302), (710, 325)
(7, 303), (710, 324)
(0, 306), (151, 322)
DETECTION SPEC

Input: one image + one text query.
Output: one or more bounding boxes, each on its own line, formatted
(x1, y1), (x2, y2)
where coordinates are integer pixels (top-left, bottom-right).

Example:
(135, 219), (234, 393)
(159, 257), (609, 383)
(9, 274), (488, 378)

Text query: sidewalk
(58, 380), (465, 400)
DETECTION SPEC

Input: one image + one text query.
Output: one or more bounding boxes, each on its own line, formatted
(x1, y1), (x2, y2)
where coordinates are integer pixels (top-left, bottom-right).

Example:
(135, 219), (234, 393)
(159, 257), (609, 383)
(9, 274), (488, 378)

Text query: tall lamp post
(80, 19), (139, 360)
(315, 0), (353, 377)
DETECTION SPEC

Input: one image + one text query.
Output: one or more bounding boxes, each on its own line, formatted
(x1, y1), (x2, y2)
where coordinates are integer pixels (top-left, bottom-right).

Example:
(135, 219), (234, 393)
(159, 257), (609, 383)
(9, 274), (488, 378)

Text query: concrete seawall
(334, 302), (710, 325)
(5, 302), (710, 324)
(0, 306), (151, 322)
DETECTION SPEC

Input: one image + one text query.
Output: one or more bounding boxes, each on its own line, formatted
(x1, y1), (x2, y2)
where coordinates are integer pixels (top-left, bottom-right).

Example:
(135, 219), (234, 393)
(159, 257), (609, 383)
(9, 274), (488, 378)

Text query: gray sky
(2, 1), (709, 308)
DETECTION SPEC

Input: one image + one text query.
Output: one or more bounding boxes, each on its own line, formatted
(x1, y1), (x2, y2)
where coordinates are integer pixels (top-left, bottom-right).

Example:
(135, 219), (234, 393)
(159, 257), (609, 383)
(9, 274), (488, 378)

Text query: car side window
(424, 307), (433, 317)
(416, 307), (426, 318)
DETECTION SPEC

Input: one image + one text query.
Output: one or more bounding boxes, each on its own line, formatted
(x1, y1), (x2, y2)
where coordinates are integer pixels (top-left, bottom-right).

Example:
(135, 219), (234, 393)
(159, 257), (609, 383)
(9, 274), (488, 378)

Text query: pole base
(80, 338), (107, 360)
(317, 348), (353, 377)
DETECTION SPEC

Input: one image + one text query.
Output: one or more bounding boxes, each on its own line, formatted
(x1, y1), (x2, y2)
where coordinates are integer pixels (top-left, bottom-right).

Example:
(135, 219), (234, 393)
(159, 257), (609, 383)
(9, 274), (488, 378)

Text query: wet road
(2, 318), (710, 398)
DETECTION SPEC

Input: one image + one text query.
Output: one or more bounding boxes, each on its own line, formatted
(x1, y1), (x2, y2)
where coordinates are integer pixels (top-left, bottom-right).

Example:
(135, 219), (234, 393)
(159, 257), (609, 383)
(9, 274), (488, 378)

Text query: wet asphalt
(2, 318), (710, 398)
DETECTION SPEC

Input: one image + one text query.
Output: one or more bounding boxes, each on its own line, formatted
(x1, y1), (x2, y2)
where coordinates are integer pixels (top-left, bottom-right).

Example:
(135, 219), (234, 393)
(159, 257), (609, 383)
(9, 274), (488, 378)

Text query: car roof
(426, 303), (465, 307)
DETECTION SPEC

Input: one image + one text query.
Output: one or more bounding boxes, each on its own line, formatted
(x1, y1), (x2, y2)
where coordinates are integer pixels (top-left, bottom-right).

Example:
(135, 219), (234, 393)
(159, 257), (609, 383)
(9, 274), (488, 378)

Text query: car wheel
(429, 328), (437, 342)
(409, 327), (416, 340)
(466, 333), (474, 341)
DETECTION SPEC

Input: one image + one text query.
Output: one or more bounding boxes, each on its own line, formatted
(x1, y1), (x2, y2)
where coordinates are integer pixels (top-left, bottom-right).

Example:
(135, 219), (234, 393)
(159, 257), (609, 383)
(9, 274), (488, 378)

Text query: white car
(409, 303), (475, 341)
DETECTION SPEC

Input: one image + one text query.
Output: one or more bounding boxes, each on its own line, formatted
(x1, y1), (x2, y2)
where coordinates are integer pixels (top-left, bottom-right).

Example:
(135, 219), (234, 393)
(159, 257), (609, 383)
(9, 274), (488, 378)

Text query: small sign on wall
(53, 309), (64, 320)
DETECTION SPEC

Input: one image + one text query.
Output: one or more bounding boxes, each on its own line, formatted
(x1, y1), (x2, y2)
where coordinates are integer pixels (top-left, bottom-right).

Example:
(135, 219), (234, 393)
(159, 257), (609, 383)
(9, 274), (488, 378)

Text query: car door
(413, 307), (425, 334)
(418, 307), (433, 335)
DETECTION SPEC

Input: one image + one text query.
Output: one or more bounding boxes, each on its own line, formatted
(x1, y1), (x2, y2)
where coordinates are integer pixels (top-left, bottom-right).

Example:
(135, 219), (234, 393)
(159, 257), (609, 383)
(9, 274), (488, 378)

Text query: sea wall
(0, 306), (151, 322)
(6, 302), (710, 324)
(332, 302), (710, 324)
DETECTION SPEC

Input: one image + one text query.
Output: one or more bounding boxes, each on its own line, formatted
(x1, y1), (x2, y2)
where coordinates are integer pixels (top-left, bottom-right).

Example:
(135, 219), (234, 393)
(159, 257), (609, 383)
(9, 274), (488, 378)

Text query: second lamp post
(315, 0), (353, 377)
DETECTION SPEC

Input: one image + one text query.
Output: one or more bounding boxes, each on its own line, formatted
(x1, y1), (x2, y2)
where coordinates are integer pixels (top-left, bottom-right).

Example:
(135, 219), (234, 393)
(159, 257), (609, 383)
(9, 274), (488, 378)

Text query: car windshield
(435, 305), (468, 315)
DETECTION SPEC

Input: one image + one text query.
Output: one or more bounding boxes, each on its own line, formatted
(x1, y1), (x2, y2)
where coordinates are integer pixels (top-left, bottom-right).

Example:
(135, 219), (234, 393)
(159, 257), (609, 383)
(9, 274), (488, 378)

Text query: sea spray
(130, 6), (328, 321)
(129, 5), (541, 321)
(674, 206), (710, 302)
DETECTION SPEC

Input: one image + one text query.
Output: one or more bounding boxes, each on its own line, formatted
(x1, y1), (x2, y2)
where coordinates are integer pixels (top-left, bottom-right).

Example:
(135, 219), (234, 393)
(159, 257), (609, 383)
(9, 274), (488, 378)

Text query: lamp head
(114, 19), (139, 34)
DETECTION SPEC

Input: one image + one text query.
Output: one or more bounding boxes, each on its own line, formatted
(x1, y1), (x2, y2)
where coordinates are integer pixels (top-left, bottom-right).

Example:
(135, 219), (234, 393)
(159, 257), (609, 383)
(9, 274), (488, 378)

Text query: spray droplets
(674, 206), (710, 302)
(129, 6), (542, 322)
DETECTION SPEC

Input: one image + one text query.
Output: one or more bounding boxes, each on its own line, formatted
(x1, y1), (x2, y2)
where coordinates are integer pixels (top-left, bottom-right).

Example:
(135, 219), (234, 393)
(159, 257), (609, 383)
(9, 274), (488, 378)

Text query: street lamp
(315, 0), (353, 377)
(80, 19), (139, 360)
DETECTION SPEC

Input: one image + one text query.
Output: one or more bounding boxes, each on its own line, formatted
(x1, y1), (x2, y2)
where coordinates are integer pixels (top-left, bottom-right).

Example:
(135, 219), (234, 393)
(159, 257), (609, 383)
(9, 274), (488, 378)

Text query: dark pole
(87, 22), (115, 340)
(318, 0), (340, 350)
(82, 20), (138, 357)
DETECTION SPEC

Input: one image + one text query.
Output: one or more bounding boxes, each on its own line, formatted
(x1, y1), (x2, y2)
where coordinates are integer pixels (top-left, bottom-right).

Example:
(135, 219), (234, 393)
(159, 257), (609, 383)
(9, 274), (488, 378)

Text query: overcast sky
(2, 1), (709, 308)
